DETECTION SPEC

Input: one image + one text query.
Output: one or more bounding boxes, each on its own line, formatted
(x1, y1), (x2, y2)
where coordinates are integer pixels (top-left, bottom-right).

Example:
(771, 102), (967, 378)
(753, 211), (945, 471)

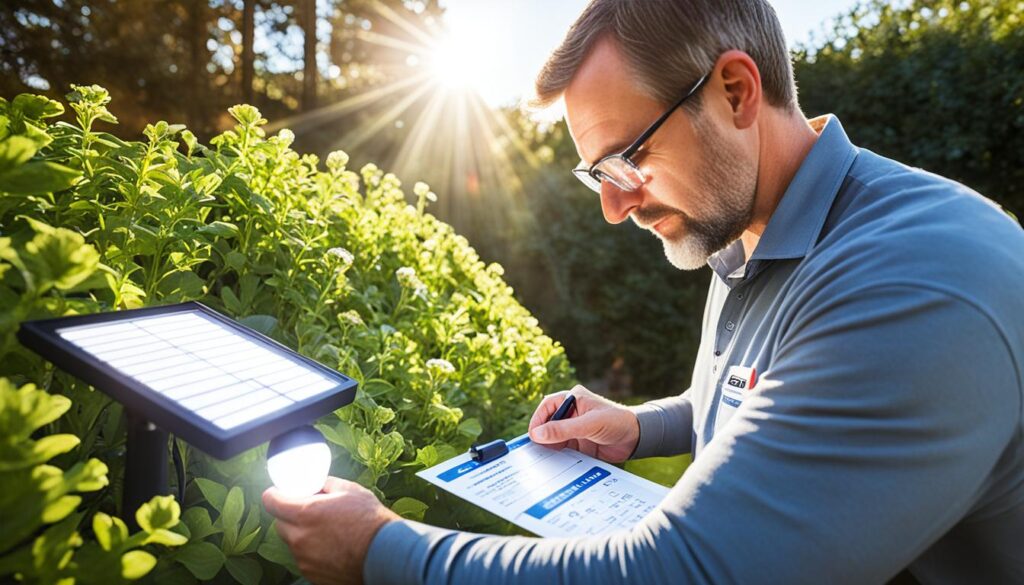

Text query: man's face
(564, 38), (759, 270)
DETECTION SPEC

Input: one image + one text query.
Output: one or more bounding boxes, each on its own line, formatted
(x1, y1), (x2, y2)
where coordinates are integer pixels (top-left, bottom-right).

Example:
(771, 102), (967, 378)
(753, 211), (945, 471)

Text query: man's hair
(532, 0), (798, 113)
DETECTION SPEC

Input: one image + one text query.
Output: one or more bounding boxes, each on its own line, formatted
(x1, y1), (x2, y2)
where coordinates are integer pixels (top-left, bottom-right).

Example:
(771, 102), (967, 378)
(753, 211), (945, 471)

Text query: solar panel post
(124, 410), (169, 530)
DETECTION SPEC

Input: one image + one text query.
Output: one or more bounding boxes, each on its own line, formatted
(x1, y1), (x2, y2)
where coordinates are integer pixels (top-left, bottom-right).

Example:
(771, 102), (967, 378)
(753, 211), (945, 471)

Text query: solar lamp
(267, 425), (332, 497)
(17, 302), (357, 526)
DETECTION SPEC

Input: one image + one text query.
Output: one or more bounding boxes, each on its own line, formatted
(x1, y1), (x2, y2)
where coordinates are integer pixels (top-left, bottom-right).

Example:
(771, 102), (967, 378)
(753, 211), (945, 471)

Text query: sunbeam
(329, 80), (435, 154)
(266, 1), (559, 255)
(265, 70), (433, 134)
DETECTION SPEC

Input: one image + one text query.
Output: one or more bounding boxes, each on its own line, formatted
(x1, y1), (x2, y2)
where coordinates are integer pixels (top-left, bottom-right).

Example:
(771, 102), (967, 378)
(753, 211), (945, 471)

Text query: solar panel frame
(17, 301), (357, 459)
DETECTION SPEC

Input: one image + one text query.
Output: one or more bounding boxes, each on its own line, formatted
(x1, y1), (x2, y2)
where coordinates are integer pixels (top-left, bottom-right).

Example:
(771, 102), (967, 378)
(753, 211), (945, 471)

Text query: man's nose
(600, 181), (642, 224)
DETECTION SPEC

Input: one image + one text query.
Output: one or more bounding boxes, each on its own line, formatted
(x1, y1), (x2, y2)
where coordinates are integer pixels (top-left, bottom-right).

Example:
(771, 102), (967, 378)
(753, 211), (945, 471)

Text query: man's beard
(633, 112), (757, 270)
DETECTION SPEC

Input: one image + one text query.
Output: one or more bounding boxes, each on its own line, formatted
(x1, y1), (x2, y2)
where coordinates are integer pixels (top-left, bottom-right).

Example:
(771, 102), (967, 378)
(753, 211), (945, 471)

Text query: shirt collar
(707, 114), (859, 281)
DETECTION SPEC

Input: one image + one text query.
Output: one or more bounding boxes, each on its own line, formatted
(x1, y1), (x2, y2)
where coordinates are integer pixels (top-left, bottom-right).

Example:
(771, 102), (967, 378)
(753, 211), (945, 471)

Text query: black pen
(549, 394), (577, 422)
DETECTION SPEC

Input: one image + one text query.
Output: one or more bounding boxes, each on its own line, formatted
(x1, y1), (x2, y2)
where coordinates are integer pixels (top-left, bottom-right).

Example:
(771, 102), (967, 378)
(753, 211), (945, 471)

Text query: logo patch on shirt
(714, 365), (757, 434)
(725, 366), (757, 391)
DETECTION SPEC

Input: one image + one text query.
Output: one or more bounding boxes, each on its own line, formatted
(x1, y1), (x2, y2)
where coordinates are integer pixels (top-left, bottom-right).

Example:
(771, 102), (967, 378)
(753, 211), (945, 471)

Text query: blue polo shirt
(364, 115), (1024, 584)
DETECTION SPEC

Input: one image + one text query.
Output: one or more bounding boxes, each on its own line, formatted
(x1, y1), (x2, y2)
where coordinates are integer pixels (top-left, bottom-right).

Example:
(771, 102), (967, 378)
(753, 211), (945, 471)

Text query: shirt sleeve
(628, 392), (694, 459)
(364, 284), (1020, 585)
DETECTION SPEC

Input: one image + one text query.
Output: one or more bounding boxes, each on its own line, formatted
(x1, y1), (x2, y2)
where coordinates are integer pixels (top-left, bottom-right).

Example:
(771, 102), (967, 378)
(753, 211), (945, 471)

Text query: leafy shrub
(794, 0), (1024, 219)
(0, 86), (574, 583)
(0, 379), (187, 584)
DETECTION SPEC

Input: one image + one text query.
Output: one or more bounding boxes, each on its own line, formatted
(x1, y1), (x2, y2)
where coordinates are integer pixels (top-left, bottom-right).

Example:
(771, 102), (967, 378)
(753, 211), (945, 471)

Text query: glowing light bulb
(267, 425), (331, 497)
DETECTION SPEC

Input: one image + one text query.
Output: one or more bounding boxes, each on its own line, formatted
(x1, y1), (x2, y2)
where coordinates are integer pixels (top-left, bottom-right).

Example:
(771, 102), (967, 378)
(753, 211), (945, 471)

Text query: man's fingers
(529, 412), (595, 445)
(528, 391), (568, 431)
(321, 476), (354, 494)
(262, 487), (305, 523)
(528, 385), (595, 431)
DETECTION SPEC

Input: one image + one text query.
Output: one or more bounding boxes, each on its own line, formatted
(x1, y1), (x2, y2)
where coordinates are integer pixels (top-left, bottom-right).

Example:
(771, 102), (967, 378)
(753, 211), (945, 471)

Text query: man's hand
(528, 385), (640, 463)
(262, 477), (400, 585)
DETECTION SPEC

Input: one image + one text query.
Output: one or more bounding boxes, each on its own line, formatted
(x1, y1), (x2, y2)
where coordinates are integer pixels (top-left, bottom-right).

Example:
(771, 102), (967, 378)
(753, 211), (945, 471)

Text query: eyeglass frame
(571, 72), (711, 193)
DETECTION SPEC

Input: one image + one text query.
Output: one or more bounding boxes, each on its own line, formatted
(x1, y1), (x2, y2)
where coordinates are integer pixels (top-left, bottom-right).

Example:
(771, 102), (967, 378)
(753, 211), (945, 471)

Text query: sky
(439, 0), (862, 107)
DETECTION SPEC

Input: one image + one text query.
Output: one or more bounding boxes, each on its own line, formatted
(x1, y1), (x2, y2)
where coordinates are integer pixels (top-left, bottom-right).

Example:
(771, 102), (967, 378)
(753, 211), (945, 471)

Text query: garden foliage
(0, 86), (574, 584)
(794, 0), (1024, 219)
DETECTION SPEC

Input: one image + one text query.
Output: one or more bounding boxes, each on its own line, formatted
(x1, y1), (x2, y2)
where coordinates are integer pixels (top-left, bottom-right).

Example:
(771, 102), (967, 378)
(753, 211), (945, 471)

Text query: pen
(549, 394), (576, 422)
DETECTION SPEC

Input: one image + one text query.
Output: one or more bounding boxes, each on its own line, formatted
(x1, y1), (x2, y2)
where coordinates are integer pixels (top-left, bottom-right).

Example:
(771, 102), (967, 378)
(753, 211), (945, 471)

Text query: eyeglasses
(572, 73), (710, 194)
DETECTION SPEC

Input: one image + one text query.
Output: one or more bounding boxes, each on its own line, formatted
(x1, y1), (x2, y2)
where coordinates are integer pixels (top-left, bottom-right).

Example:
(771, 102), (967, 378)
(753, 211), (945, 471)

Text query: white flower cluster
(395, 266), (426, 296)
(339, 309), (364, 327)
(276, 128), (295, 147)
(361, 163), (382, 186)
(326, 246), (354, 267)
(414, 181), (437, 202)
(426, 358), (455, 376)
(326, 150), (350, 173)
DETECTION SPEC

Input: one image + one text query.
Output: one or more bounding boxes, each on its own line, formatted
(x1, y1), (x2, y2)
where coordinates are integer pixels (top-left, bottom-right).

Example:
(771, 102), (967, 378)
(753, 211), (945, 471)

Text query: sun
(264, 0), (546, 224)
(427, 26), (498, 94)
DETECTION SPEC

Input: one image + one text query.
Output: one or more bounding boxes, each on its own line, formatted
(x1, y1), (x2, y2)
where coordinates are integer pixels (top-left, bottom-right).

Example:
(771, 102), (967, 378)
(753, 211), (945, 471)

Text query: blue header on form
(524, 466), (610, 519)
(438, 435), (531, 482)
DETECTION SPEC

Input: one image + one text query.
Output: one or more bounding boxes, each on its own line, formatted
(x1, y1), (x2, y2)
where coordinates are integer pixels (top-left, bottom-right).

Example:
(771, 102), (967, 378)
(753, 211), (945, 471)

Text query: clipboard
(417, 434), (669, 537)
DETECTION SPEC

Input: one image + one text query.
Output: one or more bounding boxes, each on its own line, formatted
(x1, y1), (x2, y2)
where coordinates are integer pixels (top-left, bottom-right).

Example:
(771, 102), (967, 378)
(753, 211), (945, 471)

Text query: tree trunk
(301, 0), (317, 111)
(189, 0), (206, 132)
(242, 0), (255, 105)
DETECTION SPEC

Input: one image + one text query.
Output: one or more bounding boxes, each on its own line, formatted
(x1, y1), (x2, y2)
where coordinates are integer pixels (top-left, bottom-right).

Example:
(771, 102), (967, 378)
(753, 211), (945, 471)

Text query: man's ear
(714, 50), (761, 130)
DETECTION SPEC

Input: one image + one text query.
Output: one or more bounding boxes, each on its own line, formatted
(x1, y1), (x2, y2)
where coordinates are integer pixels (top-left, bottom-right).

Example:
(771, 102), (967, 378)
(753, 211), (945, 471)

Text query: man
(263, 1), (1024, 583)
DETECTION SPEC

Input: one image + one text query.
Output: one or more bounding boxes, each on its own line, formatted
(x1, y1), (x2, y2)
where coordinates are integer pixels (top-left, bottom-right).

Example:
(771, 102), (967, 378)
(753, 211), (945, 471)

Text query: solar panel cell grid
(56, 310), (340, 430)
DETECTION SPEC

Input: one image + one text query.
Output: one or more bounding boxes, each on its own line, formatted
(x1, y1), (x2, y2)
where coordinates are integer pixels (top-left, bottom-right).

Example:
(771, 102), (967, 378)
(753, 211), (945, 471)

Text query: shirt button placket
(715, 289), (743, 371)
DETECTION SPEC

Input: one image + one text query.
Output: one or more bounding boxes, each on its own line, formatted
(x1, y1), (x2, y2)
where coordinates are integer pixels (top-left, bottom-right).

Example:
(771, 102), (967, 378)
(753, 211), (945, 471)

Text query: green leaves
(119, 550), (157, 580)
(0, 161), (81, 195)
(0, 379), (110, 554)
(0, 93), (81, 195)
(227, 104), (266, 128)
(256, 526), (296, 573)
(238, 314), (277, 337)
(0, 136), (42, 171)
(172, 479), (261, 581)
(142, 121), (186, 144)
(225, 556), (263, 585)
(391, 497), (429, 521)
(66, 84), (118, 126)
(0, 379), (184, 585)
(193, 478), (227, 513)
(219, 486), (245, 552)
(0, 379), (72, 448)
(4, 218), (100, 295)
(794, 0), (1024, 222)
(172, 541), (225, 580)
(197, 221), (240, 240)
(10, 94), (65, 121)
(137, 496), (187, 547)
(0, 85), (577, 584)
(74, 497), (186, 584)
(93, 512), (129, 552)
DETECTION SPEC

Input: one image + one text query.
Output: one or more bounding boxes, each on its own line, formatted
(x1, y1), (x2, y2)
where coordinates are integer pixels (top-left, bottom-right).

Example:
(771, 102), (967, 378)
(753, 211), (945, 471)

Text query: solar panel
(17, 302), (357, 458)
